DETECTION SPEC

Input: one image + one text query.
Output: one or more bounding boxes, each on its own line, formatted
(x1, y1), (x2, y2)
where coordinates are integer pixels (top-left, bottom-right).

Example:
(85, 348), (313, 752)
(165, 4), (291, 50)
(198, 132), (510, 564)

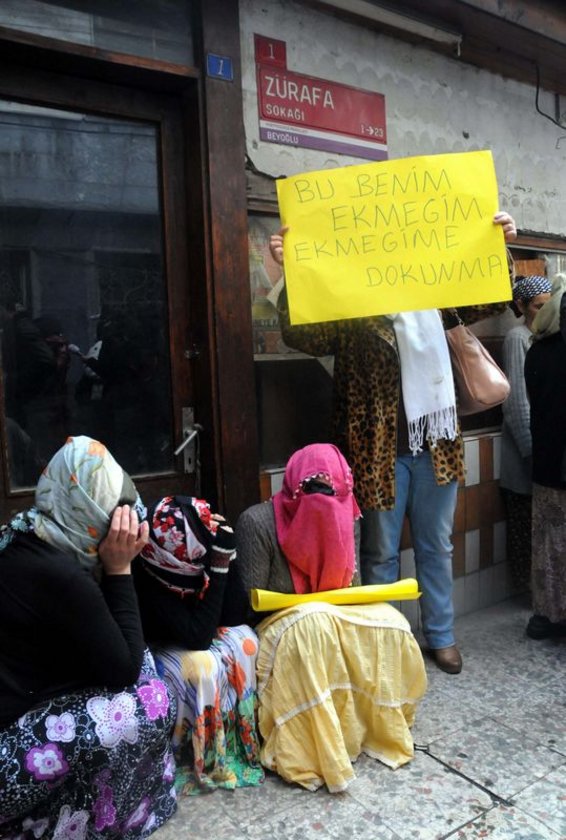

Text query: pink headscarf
(272, 444), (361, 594)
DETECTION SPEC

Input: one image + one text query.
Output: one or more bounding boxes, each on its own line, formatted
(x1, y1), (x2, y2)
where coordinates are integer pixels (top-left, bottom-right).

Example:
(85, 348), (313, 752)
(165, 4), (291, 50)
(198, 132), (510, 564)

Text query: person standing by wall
(524, 274), (566, 639)
(500, 275), (551, 594)
(269, 211), (517, 674)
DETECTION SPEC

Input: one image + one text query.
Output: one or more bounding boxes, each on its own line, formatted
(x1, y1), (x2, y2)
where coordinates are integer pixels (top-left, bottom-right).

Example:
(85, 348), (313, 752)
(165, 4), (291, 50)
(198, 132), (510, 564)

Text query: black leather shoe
(526, 614), (553, 639)
(526, 614), (566, 640)
(433, 645), (463, 674)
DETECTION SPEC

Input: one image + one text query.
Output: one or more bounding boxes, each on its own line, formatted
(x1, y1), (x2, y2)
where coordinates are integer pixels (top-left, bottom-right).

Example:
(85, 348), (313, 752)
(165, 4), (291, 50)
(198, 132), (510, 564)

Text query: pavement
(153, 596), (566, 839)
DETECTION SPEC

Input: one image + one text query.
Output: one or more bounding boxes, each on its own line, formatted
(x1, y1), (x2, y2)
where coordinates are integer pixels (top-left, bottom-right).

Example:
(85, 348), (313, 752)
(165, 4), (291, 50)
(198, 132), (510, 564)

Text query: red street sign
(255, 34), (387, 160)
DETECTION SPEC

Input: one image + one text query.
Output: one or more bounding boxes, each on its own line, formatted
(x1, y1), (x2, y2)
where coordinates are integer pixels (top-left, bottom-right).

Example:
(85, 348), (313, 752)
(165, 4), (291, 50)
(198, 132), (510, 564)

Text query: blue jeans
(360, 451), (458, 649)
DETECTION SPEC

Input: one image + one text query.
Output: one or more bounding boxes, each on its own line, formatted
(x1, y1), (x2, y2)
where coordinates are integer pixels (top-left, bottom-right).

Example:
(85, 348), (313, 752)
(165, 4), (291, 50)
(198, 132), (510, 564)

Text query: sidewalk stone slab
(427, 716), (566, 801)
(454, 803), (563, 839)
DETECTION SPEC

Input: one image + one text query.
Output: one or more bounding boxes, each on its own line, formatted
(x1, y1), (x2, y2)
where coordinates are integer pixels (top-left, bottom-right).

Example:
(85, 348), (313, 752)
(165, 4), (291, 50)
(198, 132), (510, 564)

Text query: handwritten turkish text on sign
(276, 150), (511, 325)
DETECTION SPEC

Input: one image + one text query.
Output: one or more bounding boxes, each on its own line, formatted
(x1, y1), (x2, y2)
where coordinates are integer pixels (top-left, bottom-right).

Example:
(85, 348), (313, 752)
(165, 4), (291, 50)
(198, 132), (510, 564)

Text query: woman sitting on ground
(235, 443), (361, 625)
(0, 436), (176, 839)
(235, 443), (427, 793)
(133, 495), (263, 794)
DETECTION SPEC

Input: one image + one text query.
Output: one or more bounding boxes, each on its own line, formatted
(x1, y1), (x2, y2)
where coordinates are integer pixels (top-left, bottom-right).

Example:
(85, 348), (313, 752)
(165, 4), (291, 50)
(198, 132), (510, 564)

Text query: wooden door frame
(192, 0), (260, 521)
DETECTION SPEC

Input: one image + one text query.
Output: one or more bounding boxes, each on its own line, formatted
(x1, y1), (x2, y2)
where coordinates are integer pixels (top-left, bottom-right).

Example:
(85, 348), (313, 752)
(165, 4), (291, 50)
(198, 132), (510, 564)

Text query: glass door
(0, 80), (197, 517)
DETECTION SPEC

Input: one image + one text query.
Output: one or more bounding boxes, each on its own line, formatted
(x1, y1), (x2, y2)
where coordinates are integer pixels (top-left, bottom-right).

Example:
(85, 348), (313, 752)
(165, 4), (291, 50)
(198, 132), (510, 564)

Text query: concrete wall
(239, 0), (566, 237)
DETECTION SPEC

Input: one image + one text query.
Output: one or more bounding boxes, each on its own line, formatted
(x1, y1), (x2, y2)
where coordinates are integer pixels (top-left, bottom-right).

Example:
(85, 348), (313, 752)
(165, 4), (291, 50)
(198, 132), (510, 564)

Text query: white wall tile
(493, 561), (512, 602)
(478, 566), (496, 609)
(452, 576), (467, 619)
(398, 598), (420, 630)
(269, 471), (284, 495)
(492, 433), (502, 480)
(465, 528), (480, 574)
(464, 571), (480, 614)
(464, 438), (480, 486)
(493, 521), (506, 564)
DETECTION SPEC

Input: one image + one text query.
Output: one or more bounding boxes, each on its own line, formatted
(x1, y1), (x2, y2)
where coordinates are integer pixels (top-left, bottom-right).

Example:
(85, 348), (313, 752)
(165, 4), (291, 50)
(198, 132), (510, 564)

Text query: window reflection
(0, 0), (193, 66)
(248, 214), (334, 469)
(0, 101), (174, 487)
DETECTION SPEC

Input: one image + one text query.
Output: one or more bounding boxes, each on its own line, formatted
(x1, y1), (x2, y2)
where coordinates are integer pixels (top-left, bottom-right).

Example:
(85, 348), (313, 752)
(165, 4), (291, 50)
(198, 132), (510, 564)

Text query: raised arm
(134, 519), (237, 650)
(456, 211), (517, 325)
(52, 573), (145, 687)
(269, 227), (340, 357)
(493, 211), (517, 244)
(99, 505), (149, 576)
(52, 506), (150, 687)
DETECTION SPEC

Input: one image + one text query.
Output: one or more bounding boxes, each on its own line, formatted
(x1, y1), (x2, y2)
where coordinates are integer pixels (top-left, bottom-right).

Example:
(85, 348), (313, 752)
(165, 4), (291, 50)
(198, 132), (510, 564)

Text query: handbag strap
(443, 308), (464, 329)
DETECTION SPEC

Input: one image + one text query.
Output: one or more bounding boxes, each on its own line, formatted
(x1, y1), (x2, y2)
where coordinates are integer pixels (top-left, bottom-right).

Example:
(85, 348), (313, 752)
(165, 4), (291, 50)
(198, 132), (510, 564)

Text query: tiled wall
(260, 431), (511, 628)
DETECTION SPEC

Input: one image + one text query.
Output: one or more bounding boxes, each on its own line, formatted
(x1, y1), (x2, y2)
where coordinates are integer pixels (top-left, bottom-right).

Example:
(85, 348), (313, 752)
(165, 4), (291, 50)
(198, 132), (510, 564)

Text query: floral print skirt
(153, 625), (264, 795)
(0, 651), (177, 839)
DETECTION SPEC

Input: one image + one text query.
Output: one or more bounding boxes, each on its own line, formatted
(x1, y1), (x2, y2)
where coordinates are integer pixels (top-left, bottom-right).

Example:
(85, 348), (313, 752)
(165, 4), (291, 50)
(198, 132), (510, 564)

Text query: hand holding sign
(275, 150), (514, 325)
(493, 211), (517, 243)
(269, 226), (288, 266)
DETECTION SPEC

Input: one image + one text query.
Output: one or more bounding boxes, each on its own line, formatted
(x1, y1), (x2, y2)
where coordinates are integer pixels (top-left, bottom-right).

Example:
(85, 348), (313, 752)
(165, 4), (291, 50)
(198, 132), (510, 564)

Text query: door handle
(175, 407), (203, 474)
(174, 425), (203, 456)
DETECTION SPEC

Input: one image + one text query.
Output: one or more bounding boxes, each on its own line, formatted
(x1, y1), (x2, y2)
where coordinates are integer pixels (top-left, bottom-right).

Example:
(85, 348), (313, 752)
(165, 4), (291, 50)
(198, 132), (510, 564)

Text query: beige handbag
(445, 316), (510, 416)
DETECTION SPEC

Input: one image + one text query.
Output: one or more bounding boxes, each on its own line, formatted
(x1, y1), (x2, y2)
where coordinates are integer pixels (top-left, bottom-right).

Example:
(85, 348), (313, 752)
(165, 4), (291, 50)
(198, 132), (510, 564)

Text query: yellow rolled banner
(251, 578), (420, 612)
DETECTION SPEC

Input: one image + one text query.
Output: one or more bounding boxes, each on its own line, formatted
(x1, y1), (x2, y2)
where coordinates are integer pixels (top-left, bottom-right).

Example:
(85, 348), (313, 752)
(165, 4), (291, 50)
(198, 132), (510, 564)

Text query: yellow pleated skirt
(256, 601), (427, 792)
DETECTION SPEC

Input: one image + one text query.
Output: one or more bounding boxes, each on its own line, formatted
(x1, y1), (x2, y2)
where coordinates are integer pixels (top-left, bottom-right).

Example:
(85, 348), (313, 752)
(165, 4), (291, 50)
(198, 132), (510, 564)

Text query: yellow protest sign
(276, 150), (511, 325)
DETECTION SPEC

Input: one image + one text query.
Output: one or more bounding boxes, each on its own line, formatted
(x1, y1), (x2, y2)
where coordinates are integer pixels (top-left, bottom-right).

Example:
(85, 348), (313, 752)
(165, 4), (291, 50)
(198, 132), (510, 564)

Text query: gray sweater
(500, 324), (532, 495)
(234, 500), (361, 623)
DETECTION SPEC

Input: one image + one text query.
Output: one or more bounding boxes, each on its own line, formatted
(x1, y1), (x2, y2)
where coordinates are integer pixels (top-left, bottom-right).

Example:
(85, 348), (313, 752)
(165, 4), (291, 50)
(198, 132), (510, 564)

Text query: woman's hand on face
(269, 226), (288, 266)
(493, 211), (517, 243)
(99, 505), (149, 576)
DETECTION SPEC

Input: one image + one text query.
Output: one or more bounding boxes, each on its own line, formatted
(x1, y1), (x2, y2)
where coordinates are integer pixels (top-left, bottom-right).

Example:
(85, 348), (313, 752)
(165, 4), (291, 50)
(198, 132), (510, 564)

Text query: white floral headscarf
(0, 436), (141, 570)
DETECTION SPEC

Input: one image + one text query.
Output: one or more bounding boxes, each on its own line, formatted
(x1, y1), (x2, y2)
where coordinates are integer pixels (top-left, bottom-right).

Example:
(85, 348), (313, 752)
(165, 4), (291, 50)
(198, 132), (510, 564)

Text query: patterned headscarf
(531, 273), (566, 340)
(512, 275), (552, 303)
(273, 444), (361, 595)
(0, 436), (140, 570)
(140, 496), (219, 597)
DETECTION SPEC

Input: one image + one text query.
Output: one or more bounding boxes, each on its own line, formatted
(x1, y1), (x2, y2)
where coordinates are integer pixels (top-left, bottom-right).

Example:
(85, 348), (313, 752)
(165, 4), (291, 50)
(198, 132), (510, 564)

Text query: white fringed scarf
(387, 310), (458, 455)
